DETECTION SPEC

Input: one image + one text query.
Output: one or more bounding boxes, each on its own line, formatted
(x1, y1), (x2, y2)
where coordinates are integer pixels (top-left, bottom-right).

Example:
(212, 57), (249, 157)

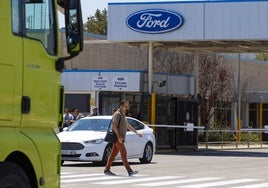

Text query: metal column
(194, 53), (199, 99)
(237, 53), (241, 141)
(148, 42), (153, 94)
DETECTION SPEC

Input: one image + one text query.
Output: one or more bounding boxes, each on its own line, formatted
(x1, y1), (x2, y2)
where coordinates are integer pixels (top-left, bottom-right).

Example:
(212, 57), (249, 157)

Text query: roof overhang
(84, 39), (268, 53)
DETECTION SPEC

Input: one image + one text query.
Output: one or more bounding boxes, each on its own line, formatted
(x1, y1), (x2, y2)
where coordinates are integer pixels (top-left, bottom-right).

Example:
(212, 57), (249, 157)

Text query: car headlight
(83, 139), (104, 144)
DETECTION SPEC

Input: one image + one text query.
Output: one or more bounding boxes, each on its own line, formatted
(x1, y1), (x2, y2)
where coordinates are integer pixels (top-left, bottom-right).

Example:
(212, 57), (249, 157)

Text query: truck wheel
(139, 142), (153, 164)
(0, 162), (31, 188)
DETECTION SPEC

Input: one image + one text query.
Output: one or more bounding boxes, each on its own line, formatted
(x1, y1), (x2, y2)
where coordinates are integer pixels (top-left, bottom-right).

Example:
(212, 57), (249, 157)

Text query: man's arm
(127, 123), (142, 137)
(112, 115), (125, 143)
(113, 120), (121, 138)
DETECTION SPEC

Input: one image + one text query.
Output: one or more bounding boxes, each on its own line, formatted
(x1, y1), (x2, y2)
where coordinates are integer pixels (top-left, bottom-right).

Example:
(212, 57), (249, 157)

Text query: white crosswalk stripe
(61, 172), (266, 187)
(61, 175), (126, 183)
(179, 179), (260, 188)
(94, 176), (179, 185)
(230, 183), (268, 188)
(138, 177), (221, 187)
(61, 173), (103, 179)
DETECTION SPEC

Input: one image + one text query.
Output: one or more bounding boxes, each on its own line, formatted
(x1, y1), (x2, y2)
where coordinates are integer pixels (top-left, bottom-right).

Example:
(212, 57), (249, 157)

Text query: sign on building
(113, 77), (128, 91)
(92, 76), (108, 90)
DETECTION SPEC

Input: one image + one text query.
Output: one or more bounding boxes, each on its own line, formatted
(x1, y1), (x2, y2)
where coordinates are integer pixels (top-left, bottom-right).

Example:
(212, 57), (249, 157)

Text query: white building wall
(62, 71), (194, 96)
(62, 71), (141, 92)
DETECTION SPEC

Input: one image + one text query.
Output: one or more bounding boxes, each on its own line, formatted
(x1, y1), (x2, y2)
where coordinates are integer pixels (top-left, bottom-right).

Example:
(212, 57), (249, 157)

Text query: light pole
(237, 53), (241, 142)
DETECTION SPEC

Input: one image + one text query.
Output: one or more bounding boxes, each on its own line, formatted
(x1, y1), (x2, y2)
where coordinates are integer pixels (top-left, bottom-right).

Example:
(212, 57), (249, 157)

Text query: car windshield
(68, 119), (111, 132)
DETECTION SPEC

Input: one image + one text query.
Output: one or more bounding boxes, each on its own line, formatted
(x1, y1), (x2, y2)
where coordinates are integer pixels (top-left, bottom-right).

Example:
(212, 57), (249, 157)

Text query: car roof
(81, 115), (112, 120)
(80, 116), (146, 124)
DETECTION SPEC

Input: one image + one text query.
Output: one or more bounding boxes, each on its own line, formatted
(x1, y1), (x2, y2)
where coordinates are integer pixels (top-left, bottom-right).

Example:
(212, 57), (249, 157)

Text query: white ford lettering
(137, 13), (170, 28)
(126, 9), (183, 34)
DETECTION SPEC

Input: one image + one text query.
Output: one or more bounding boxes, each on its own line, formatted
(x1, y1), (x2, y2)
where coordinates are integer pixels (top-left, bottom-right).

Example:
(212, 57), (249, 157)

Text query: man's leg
(116, 141), (131, 172)
(105, 143), (119, 172)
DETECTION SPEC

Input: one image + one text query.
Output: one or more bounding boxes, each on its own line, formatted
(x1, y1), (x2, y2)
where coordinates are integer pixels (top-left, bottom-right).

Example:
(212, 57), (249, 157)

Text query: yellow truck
(0, 0), (83, 187)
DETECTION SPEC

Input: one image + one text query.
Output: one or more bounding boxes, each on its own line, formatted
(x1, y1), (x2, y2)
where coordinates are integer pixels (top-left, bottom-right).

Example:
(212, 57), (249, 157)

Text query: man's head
(64, 107), (69, 114)
(73, 108), (79, 116)
(119, 100), (129, 113)
(93, 107), (98, 114)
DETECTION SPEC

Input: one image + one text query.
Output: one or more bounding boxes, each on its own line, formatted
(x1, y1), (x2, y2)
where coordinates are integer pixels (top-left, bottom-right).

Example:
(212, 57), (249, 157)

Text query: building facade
(61, 0), (268, 131)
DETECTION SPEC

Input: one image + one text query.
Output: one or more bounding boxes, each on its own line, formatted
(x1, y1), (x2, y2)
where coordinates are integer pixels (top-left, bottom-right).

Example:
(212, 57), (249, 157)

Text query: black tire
(93, 144), (112, 166)
(139, 142), (153, 164)
(0, 162), (31, 188)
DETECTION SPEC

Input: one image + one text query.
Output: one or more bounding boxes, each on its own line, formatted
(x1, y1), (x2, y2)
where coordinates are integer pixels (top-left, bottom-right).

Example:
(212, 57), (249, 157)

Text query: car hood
(57, 131), (107, 142)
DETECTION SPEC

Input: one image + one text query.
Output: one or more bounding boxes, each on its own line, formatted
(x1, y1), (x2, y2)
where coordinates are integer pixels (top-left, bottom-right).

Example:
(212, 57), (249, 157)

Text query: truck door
(22, 0), (60, 128)
(0, 0), (23, 127)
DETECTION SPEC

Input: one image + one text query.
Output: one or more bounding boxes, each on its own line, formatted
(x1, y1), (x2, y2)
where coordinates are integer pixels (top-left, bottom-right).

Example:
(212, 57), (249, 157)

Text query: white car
(57, 116), (155, 165)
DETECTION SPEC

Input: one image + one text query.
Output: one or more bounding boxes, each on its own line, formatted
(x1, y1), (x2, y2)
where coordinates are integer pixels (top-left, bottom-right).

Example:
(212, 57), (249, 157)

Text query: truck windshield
(25, 0), (56, 55)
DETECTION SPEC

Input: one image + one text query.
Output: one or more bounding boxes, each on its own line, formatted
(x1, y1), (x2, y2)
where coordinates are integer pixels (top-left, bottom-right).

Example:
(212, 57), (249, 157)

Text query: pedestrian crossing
(61, 172), (268, 188)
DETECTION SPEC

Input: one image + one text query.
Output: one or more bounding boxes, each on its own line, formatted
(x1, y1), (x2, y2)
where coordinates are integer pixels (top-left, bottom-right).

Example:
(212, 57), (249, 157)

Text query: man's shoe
(104, 170), (116, 176)
(128, 170), (138, 176)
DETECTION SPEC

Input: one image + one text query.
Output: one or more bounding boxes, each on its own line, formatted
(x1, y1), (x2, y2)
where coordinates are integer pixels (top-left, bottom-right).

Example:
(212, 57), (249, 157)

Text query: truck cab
(0, 0), (83, 187)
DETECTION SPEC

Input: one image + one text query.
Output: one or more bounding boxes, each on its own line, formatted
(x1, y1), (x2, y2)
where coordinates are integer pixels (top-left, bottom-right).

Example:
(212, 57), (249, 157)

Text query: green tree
(85, 8), (107, 35)
(255, 53), (268, 61)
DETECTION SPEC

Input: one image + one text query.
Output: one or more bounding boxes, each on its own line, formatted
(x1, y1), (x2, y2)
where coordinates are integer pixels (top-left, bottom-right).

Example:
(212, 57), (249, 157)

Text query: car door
(125, 118), (145, 156)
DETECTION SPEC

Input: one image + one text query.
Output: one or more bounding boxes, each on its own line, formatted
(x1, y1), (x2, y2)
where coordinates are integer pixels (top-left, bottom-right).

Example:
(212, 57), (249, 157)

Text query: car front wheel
(93, 144), (112, 166)
(139, 142), (153, 164)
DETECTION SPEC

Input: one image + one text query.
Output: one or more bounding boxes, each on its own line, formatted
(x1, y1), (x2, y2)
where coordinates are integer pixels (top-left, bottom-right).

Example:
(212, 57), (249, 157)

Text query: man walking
(104, 100), (142, 176)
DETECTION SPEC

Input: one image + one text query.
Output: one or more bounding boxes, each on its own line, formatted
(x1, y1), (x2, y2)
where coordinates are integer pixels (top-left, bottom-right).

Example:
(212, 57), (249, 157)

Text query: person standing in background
(88, 107), (100, 116)
(63, 107), (74, 128)
(72, 108), (84, 121)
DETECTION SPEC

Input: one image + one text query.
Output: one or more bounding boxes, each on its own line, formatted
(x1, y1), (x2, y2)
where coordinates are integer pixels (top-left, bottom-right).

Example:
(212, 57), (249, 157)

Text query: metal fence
(198, 128), (268, 149)
(148, 124), (268, 150)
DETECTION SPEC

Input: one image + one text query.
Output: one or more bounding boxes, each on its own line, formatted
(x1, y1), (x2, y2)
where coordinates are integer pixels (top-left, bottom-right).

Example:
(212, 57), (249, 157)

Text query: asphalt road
(61, 149), (268, 188)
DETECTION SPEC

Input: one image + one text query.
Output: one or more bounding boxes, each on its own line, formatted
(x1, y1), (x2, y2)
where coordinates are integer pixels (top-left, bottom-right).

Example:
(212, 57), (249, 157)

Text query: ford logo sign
(126, 9), (183, 34)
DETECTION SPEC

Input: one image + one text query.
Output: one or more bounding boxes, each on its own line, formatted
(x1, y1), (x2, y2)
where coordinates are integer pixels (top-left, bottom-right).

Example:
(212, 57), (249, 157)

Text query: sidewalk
(198, 143), (268, 150)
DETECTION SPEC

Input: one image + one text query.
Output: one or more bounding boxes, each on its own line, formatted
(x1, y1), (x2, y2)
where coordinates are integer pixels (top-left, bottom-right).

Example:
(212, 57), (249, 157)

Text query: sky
(80, 0), (180, 21)
(59, 0), (180, 27)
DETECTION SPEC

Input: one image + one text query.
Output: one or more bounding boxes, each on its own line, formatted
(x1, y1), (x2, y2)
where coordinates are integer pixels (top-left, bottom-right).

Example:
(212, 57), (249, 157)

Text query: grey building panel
(166, 74), (194, 96)
(141, 73), (194, 95)
(108, 1), (268, 41)
(204, 2), (268, 40)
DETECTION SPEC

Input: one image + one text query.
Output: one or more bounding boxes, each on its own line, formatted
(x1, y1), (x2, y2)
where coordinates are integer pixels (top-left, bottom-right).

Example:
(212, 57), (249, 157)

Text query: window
(24, 0), (57, 55)
(127, 119), (144, 130)
(69, 119), (111, 132)
(12, 0), (21, 34)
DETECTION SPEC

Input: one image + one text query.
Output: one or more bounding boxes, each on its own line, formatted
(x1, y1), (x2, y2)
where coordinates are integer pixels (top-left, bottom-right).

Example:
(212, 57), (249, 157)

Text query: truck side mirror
(65, 0), (83, 54)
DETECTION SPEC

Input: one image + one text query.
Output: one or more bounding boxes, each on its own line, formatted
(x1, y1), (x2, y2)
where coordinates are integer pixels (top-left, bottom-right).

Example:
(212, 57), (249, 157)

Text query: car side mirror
(63, 127), (69, 132)
(65, 0), (83, 54)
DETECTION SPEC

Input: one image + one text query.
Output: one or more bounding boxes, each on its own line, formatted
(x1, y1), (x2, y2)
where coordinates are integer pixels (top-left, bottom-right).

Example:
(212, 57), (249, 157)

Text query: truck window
(12, 0), (21, 34)
(24, 0), (57, 55)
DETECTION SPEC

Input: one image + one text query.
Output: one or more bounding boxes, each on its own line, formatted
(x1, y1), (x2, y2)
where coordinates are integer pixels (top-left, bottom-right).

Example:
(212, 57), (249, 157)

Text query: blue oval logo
(126, 9), (183, 34)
